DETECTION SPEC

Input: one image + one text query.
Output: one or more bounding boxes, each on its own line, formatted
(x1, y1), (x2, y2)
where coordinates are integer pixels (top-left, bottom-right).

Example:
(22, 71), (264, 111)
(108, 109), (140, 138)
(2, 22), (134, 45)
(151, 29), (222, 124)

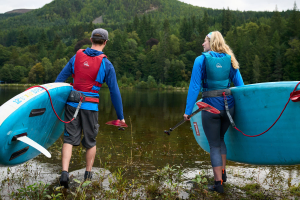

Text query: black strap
(223, 94), (236, 128)
(202, 89), (231, 98)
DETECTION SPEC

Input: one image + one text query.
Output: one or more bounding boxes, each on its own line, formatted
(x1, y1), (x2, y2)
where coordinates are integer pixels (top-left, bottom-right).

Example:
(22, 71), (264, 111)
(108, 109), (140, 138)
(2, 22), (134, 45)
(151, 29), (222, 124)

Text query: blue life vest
(202, 52), (231, 91)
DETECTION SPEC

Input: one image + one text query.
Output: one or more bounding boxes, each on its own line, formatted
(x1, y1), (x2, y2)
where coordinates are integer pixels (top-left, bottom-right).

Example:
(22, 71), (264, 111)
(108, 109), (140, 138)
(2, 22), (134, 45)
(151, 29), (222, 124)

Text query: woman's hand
(183, 114), (190, 121)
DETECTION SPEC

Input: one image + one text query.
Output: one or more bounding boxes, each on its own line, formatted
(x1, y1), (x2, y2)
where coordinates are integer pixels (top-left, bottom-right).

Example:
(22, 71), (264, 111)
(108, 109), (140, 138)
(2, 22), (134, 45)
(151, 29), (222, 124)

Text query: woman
(184, 31), (244, 193)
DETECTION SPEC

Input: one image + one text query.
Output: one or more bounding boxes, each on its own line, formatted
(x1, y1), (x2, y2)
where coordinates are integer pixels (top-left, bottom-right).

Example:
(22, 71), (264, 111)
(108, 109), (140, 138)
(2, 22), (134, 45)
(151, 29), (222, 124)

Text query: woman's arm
(184, 55), (205, 116)
(229, 66), (244, 87)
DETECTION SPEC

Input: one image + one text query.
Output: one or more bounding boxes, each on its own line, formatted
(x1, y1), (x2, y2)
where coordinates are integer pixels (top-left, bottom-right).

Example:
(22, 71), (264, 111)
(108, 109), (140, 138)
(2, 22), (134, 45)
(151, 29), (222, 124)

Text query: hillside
(5, 9), (34, 14)
(0, 0), (282, 47)
(0, 0), (299, 87)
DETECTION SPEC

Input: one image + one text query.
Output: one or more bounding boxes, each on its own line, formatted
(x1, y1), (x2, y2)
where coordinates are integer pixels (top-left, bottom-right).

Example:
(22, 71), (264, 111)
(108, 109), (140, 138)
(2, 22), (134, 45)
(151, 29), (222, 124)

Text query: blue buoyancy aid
(202, 52), (231, 91)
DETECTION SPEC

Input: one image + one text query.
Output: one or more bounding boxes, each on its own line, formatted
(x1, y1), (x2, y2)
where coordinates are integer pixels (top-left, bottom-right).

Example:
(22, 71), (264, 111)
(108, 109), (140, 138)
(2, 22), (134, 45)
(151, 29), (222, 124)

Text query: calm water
(1, 86), (300, 189)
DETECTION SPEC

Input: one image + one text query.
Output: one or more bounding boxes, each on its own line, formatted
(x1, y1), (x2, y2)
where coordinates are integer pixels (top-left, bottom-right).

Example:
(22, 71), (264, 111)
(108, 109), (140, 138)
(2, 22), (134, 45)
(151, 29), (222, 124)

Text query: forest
(0, 0), (299, 88)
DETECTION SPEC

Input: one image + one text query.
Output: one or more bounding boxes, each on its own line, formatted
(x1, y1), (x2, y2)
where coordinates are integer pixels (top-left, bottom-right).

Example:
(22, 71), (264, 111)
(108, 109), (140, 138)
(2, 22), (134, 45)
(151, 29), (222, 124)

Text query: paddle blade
(196, 102), (220, 114)
(290, 90), (300, 102)
(105, 120), (128, 127)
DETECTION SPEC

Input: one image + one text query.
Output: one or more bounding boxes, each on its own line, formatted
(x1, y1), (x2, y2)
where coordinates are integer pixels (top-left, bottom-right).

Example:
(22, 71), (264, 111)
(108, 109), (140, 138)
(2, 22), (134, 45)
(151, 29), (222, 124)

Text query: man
(55, 28), (125, 188)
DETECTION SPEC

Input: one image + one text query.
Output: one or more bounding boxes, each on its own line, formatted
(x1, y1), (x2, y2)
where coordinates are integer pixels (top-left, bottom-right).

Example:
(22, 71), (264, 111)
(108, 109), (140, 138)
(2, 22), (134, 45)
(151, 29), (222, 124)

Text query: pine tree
(270, 5), (283, 37)
(199, 11), (209, 43)
(271, 31), (283, 81)
(286, 2), (300, 39)
(252, 55), (260, 83)
(38, 31), (49, 48)
(17, 31), (29, 47)
(133, 14), (139, 31)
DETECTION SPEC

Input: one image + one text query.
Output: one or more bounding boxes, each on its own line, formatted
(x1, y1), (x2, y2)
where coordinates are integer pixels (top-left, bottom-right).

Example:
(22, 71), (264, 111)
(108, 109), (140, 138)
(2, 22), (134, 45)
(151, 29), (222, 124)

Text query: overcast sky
(0, 0), (299, 14)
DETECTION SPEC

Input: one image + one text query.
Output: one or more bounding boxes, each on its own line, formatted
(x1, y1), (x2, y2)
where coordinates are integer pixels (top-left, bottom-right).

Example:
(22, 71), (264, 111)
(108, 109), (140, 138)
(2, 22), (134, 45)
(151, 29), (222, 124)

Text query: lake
(1, 86), (300, 198)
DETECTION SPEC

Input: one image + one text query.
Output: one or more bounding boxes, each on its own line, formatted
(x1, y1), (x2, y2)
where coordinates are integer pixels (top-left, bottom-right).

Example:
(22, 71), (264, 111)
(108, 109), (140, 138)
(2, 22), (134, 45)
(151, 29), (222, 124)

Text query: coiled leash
(222, 82), (300, 137)
(26, 86), (98, 124)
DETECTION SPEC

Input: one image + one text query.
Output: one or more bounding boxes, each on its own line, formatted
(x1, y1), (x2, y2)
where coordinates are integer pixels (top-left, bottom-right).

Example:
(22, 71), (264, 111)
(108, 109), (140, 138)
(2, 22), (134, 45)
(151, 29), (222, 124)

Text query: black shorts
(63, 104), (99, 149)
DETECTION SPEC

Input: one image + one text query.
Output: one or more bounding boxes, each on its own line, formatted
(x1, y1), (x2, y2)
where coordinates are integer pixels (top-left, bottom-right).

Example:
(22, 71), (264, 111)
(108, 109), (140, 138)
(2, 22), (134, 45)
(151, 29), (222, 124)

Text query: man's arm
(55, 55), (75, 82)
(104, 59), (124, 120)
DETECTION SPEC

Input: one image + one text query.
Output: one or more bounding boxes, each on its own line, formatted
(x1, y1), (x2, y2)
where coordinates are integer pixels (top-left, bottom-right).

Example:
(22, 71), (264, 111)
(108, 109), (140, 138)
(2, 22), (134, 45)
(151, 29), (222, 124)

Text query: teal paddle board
(0, 83), (71, 166)
(190, 81), (300, 165)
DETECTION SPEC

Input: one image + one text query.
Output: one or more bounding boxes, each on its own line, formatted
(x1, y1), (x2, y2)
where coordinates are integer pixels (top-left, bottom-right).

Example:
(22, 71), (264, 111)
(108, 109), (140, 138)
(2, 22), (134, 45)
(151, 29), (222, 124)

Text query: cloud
(179, 0), (298, 11)
(0, 0), (298, 14)
(0, 0), (53, 13)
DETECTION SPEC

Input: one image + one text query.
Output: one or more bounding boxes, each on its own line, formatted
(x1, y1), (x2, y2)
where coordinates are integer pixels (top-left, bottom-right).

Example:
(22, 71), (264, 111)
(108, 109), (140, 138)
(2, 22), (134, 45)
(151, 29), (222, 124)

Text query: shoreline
(0, 83), (188, 91)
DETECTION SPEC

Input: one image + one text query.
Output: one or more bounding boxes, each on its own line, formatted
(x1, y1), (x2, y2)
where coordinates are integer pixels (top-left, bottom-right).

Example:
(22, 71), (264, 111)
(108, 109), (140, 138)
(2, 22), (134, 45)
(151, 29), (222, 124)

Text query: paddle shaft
(165, 107), (209, 135)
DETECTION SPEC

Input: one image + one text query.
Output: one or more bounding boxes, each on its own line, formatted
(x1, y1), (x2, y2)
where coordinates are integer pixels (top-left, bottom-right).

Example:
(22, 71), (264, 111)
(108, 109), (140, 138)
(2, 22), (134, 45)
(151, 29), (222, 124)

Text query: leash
(26, 86), (83, 124)
(223, 82), (300, 137)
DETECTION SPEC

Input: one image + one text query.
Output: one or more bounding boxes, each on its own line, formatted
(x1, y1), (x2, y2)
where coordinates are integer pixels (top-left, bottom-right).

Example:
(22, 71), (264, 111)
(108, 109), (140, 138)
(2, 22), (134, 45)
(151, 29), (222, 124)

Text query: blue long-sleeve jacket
(185, 51), (244, 115)
(55, 48), (124, 120)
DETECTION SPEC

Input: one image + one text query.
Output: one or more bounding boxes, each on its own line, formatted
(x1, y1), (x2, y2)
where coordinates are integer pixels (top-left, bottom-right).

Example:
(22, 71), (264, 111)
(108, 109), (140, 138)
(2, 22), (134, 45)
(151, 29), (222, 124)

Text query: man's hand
(183, 114), (190, 121)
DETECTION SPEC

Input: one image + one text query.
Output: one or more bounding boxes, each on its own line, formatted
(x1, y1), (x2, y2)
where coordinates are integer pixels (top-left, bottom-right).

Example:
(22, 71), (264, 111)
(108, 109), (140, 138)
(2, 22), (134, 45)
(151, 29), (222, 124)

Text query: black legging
(202, 106), (234, 167)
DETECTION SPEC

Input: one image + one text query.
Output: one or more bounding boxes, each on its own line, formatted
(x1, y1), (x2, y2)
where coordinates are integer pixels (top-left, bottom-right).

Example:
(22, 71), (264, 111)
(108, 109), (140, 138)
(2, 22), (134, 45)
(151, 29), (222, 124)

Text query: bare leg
(86, 146), (96, 171)
(62, 143), (73, 172)
(212, 166), (223, 181)
(222, 154), (226, 170)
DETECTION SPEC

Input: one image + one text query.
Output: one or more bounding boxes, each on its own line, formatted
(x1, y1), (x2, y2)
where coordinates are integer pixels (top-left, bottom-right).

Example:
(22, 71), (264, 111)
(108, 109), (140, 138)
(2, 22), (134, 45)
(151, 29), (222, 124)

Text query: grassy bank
(2, 162), (300, 200)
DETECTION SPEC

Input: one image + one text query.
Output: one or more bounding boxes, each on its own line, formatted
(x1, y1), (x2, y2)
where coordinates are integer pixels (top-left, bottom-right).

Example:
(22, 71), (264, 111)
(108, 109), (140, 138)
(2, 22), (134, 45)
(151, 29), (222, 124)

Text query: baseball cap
(91, 28), (109, 40)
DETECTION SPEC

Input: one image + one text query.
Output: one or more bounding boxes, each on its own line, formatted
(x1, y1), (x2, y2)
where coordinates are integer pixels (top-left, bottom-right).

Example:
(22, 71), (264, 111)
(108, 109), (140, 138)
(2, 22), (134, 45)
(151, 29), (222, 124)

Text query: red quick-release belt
(67, 90), (99, 104)
(84, 96), (99, 103)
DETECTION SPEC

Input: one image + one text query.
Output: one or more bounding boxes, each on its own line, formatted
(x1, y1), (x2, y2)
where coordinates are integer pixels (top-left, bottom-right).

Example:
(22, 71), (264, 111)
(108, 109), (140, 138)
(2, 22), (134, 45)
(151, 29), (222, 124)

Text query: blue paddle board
(190, 81), (300, 165)
(0, 83), (71, 166)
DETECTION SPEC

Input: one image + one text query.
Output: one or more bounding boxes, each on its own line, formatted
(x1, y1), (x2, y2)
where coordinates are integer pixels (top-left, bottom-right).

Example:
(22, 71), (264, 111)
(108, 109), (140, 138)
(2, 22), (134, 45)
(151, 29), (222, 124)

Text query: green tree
(17, 31), (29, 47)
(270, 6), (283, 38)
(136, 70), (142, 81)
(252, 55), (260, 83)
(271, 31), (283, 81)
(0, 45), (11, 67)
(0, 64), (13, 83)
(38, 45), (48, 61)
(28, 63), (45, 83)
(147, 75), (157, 88)
(284, 39), (300, 80)
(222, 8), (232, 36)
(286, 2), (300, 39)
(53, 58), (67, 79)
(42, 57), (54, 83)
(38, 31), (49, 48)
(170, 34), (180, 55)
(12, 66), (26, 83)
(133, 14), (139, 31)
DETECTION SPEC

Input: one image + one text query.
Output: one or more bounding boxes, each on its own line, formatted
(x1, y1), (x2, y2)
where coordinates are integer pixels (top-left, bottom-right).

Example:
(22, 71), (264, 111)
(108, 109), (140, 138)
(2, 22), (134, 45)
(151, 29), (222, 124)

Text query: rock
(93, 16), (103, 24)
(68, 167), (113, 190)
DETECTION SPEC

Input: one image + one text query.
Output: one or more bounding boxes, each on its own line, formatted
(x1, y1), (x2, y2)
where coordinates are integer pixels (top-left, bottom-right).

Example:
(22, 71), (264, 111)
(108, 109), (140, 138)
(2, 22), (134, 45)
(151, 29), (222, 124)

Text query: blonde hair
(208, 31), (239, 69)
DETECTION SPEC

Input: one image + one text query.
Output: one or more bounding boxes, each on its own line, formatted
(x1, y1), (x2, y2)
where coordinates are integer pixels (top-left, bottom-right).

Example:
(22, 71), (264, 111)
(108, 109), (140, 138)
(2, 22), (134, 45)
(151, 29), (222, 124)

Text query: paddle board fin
(16, 136), (51, 158)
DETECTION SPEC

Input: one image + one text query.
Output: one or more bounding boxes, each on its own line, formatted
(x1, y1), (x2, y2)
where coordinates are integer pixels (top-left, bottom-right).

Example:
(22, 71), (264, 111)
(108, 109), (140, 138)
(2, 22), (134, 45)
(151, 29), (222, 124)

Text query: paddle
(106, 120), (128, 130)
(164, 102), (220, 135)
